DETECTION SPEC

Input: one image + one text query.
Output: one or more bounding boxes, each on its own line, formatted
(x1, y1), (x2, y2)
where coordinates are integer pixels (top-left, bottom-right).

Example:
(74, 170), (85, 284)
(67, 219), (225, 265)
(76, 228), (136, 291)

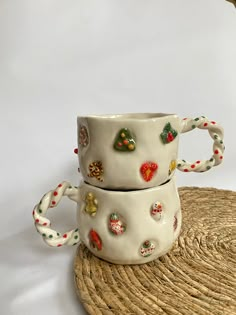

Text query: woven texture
(74, 187), (236, 315)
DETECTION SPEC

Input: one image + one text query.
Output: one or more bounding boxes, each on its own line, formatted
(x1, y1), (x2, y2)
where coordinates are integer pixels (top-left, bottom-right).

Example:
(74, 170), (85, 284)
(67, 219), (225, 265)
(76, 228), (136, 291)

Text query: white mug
(33, 177), (181, 264)
(77, 113), (224, 189)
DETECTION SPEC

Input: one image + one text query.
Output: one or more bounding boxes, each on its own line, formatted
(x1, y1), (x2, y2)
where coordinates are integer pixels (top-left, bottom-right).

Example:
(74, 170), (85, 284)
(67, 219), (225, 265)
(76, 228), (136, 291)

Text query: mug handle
(177, 116), (225, 172)
(32, 181), (80, 247)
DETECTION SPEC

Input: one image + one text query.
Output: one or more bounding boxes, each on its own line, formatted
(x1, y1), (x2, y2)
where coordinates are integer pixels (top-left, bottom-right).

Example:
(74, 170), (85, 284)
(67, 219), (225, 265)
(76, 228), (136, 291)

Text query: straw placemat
(74, 187), (236, 315)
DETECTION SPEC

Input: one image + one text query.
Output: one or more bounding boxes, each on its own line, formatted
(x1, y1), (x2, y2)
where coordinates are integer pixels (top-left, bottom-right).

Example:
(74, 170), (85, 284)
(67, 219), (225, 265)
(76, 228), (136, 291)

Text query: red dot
(183, 118), (187, 120)
(211, 121), (216, 124)
(43, 222), (47, 226)
(52, 201), (56, 205)
(74, 148), (78, 154)
(63, 234), (67, 238)
(196, 160), (201, 164)
(35, 219), (39, 223)
(214, 150), (219, 154)
(32, 210), (35, 215)
(191, 164), (195, 168)
(220, 156), (223, 159)
(53, 191), (58, 196)
(184, 169), (189, 172)
(204, 123), (208, 127)
(58, 184), (62, 187)
(57, 244), (62, 247)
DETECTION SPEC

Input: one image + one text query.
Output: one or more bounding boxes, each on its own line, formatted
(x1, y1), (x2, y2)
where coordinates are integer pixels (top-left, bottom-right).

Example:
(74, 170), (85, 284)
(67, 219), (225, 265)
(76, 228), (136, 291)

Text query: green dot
(192, 125), (196, 129)
(194, 118), (199, 121)
(214, 135), (218, 139)
(75, 228), (78, 232)
(39, 209), (42, 213)
(206, 166), (211, 170)
(69, 186), (72, 189)
(49, 235), (53, 238)
(177, 164), (182, 167)
(42, 233), (46, 237)
(57, 233), (60, 236)
(220, 140), (223, 144)
(210, 158), (214, 162)
(74, 235), (78, 239)
(202, 116), (205, 118)
(73, 243), (77, 246)
(182, 159), (186, 162)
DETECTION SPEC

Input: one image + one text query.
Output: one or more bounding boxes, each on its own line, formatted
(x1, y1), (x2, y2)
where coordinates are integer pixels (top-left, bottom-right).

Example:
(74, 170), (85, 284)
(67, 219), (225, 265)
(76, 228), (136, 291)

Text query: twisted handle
(32, 181), (80, 247)
(177, 116), (225, 173)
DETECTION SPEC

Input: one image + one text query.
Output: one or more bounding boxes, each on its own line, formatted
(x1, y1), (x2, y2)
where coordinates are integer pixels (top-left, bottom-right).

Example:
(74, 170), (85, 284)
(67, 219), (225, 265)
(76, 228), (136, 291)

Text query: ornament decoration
(88, 161), (104, 182)
(79, 125), (89, 147)
(89, 229), (102, 251)
(177, 117), (225, 172)
(32, 181), (80, 247)
(151, 201), (163, 221)
(160, 123), (178, 144)
(140, 240), (156, 257)
(169, 160), (177, 176)
(113, 128), (136, 152)
(84, 192), (98, 216)
(140, 162), (158, 182)
(109, 213), (126, 235)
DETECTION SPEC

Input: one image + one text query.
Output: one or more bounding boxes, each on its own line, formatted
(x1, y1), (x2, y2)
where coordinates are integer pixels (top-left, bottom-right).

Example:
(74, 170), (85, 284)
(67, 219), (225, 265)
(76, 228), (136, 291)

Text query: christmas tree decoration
(151, 201), (163, 221)
(89, 229), (102, 251)
(84, 192), (98, 216)
(109, 213), (126, 235)
(88, 161), (104, 182)
(79, 125), (89, 147)
(113, 128), (136, 152)
(168, 160), (177, 176)
(140, 240), (156, 257)
(173, 215), (178, 231)
(160, 122), (178, 144)
(140, 162), (158, 182)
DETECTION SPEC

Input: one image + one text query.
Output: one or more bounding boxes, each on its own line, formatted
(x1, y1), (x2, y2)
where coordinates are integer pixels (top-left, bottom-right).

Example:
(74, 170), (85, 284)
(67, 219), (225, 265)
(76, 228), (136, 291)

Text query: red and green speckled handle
(33, 182), (80, 247)
(177, 116), (225, 173)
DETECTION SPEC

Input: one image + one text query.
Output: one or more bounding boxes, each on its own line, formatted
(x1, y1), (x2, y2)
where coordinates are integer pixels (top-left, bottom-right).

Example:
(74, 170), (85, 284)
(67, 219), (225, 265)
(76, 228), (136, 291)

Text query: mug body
(77, 177), (181, 264)
(77, 113), (181, 190)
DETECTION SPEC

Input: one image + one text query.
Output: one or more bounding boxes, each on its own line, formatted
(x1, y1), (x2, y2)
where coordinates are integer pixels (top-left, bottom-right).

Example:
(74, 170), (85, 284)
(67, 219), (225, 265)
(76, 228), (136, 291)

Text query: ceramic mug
(77, 113), (224, 189)
(33, 177), (181, 264)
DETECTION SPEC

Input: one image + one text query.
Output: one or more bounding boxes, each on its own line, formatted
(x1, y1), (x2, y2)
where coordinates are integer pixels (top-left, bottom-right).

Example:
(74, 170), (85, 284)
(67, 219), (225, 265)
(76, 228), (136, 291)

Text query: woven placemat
(74, 187), (236, 315)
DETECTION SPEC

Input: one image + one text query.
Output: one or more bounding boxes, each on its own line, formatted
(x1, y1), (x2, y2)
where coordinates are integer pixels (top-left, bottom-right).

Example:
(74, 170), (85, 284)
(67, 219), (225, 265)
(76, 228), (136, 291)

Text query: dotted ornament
(88, 161), (104, 182)
(89, 229), (102, 251)
(177, 117), (225, 173)
(113, 128), (136, 152)
(109, 213), (126, 235)
(32, 182), (80, 247)
(79, 125), (89, 147)
(84, 192), (98, 216)
(140, 240), (156, 257)
(168, 160), (177, 176)
(151, 201), (163, 221)
(140, 162), (158, 182)
(160, 123), (178, 144)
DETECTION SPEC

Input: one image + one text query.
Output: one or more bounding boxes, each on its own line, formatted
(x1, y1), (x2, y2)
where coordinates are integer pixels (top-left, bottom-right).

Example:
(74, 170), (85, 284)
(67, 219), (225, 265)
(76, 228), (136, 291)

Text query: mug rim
(80, 177), (175, 195)
(77, 112), (178, 121)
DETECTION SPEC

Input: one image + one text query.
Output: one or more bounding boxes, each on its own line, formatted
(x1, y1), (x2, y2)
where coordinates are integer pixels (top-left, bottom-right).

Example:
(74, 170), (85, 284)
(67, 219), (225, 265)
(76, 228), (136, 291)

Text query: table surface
(0, 1), (235, 314)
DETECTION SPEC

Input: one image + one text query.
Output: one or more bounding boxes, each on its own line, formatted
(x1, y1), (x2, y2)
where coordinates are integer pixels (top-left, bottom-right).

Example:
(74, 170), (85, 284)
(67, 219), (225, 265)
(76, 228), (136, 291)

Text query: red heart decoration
(140, 162), (158, 182)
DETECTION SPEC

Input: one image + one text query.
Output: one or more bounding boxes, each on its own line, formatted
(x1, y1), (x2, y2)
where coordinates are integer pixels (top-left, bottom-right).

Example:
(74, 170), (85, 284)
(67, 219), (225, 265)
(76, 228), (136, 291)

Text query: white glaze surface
(77, 177), (181, 264)
(78, 113), (181, 189)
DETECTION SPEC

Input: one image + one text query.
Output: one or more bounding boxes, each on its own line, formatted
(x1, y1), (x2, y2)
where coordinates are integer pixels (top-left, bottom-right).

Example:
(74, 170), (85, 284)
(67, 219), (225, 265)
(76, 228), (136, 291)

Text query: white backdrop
(0, 1), (235, 314)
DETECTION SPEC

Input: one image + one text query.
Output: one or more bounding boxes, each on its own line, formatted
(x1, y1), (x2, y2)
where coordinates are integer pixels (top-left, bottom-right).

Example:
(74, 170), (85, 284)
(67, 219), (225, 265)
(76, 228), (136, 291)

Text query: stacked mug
(33, 113), (224, 264)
